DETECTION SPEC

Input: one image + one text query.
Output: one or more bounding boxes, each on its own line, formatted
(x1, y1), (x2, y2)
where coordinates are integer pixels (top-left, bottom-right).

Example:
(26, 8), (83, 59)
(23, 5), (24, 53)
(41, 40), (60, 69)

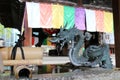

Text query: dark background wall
(0, 0), (25, 30)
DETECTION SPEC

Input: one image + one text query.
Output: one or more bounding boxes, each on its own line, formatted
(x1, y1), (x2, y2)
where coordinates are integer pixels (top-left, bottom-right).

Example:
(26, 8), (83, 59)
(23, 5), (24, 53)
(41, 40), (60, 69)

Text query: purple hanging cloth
(75, 7), (86, 30)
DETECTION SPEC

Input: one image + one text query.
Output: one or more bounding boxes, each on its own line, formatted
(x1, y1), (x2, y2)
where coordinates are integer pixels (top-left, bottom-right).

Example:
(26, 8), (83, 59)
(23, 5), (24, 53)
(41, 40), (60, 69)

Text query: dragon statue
(50, 25), (113, 69)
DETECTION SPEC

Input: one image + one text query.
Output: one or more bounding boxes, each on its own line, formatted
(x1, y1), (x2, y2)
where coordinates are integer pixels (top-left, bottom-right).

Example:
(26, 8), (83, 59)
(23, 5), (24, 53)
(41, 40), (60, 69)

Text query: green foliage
(4, 28), (12, 39)
(0, 23), (4, 38)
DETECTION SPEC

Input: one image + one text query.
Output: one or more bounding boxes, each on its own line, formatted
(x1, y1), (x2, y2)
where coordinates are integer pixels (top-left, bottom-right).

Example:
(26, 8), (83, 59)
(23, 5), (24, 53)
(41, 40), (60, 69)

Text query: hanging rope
(10, 34), (25, 75)
(11, 34), (25, 60)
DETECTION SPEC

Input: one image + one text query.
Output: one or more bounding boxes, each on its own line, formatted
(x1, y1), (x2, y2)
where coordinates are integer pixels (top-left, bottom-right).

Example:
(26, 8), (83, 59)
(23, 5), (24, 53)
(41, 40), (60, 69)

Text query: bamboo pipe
(0, 53), (4, 72)
(14, 65), (32, 79)
(0, 47), (43, 60)
(3, 59), (42, 66)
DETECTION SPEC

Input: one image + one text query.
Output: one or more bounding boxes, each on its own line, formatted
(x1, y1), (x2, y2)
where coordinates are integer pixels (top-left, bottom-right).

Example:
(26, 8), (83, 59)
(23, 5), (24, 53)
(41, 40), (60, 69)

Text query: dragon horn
(60, 26), (64, 32)
(73, 24), (75, 28)
(60, 22), (68, 32)
(63, 22), (68, 29)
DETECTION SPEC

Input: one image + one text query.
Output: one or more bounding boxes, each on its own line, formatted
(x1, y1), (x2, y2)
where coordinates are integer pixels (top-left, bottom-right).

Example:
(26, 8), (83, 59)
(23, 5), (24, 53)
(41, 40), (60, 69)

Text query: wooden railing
(109, 44), (115, 54)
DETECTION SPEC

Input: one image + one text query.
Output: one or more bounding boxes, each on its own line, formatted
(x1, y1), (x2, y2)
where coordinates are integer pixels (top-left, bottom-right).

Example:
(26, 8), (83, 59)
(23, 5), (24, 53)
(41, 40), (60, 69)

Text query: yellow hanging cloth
(104, 11), (114, 33)
(52, 4), (64, 29)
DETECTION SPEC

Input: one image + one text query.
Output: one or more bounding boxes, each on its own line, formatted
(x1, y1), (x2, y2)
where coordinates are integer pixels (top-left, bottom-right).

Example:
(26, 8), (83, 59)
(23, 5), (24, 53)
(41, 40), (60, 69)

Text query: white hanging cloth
(85, 9), (96, 32)
(26, 2), (41, 28)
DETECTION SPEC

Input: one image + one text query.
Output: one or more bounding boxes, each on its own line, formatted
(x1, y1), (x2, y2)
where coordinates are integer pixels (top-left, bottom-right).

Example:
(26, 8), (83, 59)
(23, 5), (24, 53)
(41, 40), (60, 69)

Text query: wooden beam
(112, 0), (120, 68)
(77, 0), (82, 6)
(19, 0), (77, 6)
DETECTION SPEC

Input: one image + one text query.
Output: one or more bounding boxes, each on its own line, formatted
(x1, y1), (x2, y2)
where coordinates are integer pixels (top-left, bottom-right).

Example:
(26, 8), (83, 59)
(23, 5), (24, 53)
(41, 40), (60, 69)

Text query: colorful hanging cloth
(26, 2), (41, 28)
(85, 9), (96, 32)
(0, 23), (4, 38)
(75, 7), (86, 30)
(102, 32), (115, 44)
(4, 28), (12, 46)
(11, 28), (20, 46)
(95, 10), (104, 32)
(40, 3), (52, 28)
(64, 6), (75, 29)
(104, 11), (114, 33)
(52, 4), (64, 29)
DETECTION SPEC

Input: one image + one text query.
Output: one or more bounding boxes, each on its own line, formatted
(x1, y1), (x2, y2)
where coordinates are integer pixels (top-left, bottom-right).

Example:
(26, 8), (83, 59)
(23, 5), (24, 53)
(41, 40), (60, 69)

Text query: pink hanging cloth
(95, 10), (104, 32)
(40, 3), (52, 28)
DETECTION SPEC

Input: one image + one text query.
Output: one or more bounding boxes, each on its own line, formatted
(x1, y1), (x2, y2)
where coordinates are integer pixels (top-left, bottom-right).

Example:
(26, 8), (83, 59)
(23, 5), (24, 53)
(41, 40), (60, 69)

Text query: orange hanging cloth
(40, 3), (52, 28)
(95, 10), (104, 32)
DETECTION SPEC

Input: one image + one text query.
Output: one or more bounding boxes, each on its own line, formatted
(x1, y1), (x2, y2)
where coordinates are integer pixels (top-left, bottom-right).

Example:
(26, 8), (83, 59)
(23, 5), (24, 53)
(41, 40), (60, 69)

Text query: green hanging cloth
(64, 6), (75, 29)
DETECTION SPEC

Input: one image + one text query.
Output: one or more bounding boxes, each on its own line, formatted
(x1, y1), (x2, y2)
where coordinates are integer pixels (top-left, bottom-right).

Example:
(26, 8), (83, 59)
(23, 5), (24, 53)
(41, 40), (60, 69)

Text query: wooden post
(112, 0), (120, 68)
(24, 27), (32, 46)
(23, 8), (32, 46)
